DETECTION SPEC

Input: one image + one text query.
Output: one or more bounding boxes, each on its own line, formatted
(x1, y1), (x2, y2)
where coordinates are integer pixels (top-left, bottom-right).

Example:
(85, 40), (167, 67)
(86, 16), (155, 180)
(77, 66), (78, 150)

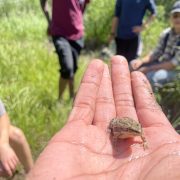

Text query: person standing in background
(109, 0), (156, 62)
(40, 0), (90, 100)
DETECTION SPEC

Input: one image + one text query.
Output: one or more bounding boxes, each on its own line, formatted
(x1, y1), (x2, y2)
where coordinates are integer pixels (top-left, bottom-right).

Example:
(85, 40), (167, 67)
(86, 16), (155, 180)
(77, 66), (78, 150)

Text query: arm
(130, 53), (155, 70)
(143, 13), (156, 29)
(110, 17), (119, 36)
(0, 102), (9, 146)
(0, 101), (19, 177)
(137, 60), (175, 75)
(132, 14), (155, 33)
(133, 0), (156, 33)
(40, 0), (51, 25)
(109, 0), (121, 42)
(133, 13), (156, 33)
(0, 113), (10, 145)
(109, 16), (119, 43)
(143, 0), (157, 29)
(131, 30), (166, 70)
(136, 29), (169, 68)
(111, 0), (121, 35)
(141, 45), (179, 72)
(141, 60), (175, 74)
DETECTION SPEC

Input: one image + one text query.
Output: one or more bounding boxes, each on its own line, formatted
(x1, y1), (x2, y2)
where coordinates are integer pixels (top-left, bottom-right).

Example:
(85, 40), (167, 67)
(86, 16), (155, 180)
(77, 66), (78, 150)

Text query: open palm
(28, 56), (180, 180)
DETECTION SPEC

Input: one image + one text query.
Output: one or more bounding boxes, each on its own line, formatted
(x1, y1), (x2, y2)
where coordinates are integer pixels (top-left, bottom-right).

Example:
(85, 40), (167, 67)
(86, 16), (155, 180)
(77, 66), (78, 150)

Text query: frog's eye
(135, 123), (141, 129)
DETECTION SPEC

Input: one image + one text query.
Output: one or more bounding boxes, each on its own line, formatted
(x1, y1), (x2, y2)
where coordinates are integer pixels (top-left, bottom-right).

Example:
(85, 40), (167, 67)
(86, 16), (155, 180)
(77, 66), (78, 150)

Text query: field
(0, 0), (179, 178)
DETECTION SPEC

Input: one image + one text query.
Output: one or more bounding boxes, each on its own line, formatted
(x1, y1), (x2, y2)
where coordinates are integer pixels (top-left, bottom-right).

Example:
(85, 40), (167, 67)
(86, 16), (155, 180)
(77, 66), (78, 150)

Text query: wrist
(141, 58), (147, 64)
(138, 59), (143, 65)
(142, 23), (148, 30)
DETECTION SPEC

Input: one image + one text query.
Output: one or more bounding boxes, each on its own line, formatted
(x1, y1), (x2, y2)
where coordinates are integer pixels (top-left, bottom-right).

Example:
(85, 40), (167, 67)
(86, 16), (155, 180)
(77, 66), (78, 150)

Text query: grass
(0, 10), (90, 159)
(0, 42), (90, 159)
(0, 0), (179, 165)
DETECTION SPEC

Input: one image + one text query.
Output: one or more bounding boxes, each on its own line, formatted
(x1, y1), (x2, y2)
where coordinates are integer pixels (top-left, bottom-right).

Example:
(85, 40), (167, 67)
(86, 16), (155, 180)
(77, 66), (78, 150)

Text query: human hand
(130, 59), (143, 70)
(137, 66), (150, 74)
(27, 56), (180, 180)
(132, 25), (145, 34)
(0, 161), (7, 177)
(0, 144), (19, 177)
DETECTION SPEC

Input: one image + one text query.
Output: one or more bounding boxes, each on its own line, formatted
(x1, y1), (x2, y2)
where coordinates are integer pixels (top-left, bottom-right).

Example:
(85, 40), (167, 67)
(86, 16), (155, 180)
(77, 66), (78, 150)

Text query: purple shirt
(50, 0), (89, 40)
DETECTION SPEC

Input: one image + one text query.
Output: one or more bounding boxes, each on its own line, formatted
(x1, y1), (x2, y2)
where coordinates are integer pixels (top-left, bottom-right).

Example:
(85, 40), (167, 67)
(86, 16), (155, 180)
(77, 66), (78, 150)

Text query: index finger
(68, 60), (104, 125)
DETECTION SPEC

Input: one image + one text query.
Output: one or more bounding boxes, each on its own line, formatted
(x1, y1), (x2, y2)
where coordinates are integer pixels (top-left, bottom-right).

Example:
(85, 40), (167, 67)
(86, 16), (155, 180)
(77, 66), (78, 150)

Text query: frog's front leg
(141, 130), (148, 150)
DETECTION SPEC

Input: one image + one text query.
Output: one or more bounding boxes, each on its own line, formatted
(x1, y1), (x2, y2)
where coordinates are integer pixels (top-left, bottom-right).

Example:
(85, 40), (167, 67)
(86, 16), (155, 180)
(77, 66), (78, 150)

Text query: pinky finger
(14, 155), (19, 164)
(11, 158), (18, 170)
(8, 161), (16, 174)
(4, 163), (13, 177)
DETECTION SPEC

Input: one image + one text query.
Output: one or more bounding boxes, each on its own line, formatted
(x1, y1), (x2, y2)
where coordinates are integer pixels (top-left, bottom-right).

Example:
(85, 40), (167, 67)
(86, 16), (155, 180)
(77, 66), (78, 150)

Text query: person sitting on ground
(40, 0), (90, 101)
(0, 99), (34, 177)
(130, 1), (180, 87)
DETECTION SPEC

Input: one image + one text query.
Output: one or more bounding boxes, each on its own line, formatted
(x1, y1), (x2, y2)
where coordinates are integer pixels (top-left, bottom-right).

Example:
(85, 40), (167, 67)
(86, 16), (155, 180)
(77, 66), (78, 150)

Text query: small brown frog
(109, 117), (148, 149)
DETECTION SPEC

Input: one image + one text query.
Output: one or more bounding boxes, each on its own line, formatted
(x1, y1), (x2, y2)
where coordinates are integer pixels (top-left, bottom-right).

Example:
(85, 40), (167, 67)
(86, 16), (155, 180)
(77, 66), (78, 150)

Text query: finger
(111, 56), (138, 121)
(8, 160), (16, 173)
(68, 60), (104, 125)
(131, 71), (173, 128)
(14, 155), (19, 164)
(3, 163), (12, 177)
(12, 156), (18, 168)
(93, 64), (116, 130)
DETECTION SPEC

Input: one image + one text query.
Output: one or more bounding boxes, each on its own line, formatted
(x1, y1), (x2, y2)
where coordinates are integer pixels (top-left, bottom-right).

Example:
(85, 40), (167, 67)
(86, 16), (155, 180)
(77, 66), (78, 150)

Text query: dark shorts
(52, 36), (84, 79)
(115, 36), (140, 63)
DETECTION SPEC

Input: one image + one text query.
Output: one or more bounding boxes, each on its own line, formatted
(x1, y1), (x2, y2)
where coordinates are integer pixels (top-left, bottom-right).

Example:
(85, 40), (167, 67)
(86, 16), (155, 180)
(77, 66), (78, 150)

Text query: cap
(171, 1), (180, 14)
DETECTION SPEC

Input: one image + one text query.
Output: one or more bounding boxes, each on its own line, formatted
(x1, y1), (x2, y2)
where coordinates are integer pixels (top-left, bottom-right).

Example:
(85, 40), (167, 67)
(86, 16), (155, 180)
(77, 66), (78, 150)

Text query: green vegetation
(0, 0), (179, 163)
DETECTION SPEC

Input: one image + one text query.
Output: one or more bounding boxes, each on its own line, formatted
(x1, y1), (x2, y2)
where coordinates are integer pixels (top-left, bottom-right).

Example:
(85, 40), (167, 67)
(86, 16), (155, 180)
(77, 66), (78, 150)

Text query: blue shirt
(115, 0), (156, 39)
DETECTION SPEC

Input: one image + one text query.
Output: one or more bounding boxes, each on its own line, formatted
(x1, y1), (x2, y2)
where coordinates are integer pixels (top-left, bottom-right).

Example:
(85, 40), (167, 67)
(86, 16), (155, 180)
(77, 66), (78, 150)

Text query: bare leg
(9, 126), (34, 173)
(58, 76), (68, 100)
(141, 130), (148, 150)
(69, 77), (74, 99)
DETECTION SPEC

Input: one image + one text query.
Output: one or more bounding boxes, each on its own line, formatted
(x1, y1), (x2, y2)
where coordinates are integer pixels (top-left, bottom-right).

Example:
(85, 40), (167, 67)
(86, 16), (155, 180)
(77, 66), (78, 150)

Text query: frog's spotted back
(109, 117), (148, 150)
(109, 117), (142, 136)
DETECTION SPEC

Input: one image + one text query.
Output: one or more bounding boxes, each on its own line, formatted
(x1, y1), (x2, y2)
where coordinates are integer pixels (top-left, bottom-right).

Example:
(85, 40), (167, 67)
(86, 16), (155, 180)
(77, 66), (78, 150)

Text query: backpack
(163, 31), (180, 53)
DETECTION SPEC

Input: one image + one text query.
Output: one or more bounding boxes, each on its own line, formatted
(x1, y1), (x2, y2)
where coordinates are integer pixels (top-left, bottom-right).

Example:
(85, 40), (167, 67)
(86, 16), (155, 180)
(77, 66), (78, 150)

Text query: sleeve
(0, 100), (6, 117)
(171, 46), (180, 66)
(114, 0), (122, 17)
(146, 0), (157, 15)
(151, 31), (167, 61)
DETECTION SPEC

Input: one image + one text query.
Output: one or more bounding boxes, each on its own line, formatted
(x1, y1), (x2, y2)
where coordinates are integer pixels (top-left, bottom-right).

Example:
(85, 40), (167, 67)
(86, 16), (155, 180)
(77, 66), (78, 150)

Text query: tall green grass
(0, 8), (90, 158)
